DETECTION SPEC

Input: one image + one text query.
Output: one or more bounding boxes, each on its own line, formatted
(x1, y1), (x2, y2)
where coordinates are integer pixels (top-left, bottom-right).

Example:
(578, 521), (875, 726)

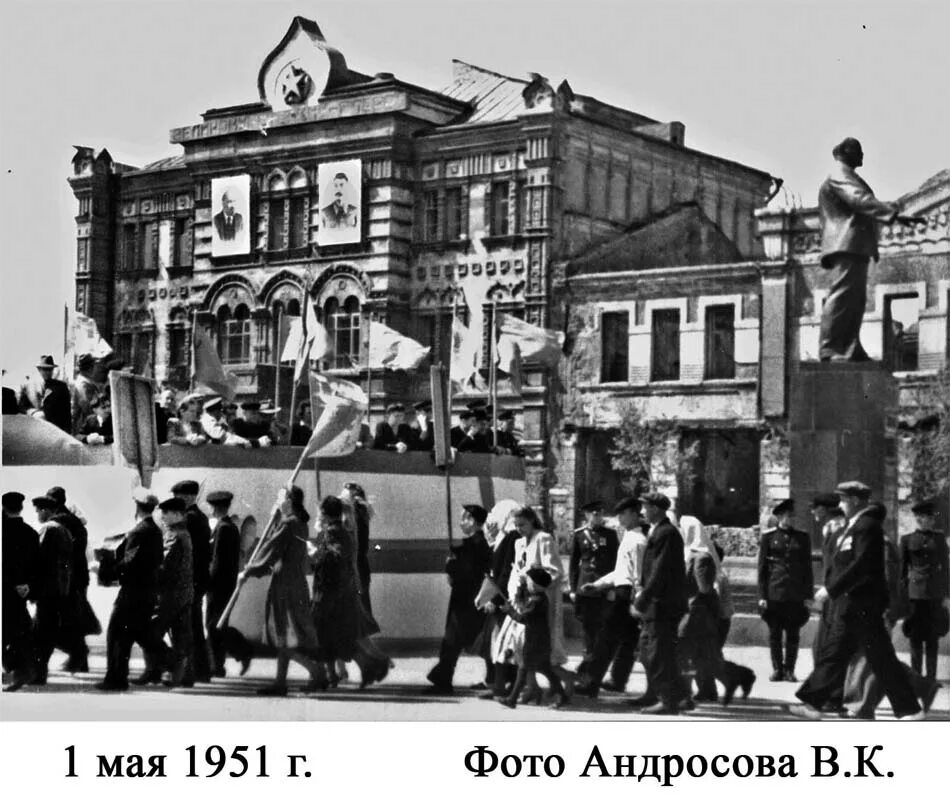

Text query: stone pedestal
(788, 361), (899, 540)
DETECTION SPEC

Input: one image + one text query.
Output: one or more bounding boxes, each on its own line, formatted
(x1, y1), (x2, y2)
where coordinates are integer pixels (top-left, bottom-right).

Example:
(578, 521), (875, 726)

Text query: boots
(769, 641), (784, 682)
(784, 644), (799, 682)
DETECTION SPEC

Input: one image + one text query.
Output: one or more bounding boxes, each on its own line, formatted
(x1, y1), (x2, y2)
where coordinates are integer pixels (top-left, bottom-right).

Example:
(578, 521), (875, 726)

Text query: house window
(173, 218), (191, 265)
(218, 304), (252, 365)
(704, 304), (736, 379)
(884, 293), (919, 371)
(289, 196), (307, 249)
(514, 179), (526, 233)
(122, 224), (137, 272)
(325, 296), (361, 369)
(489, 181), (510, 236)
(268, 199), (285, 251)
(417, 311), (454, 367)
(142, 222), (157, 273)
(651, 308), (680, 381)
(600, 311), (629, 382)
(78, 196), (90, 216)
(423, 190), (440, 241)
(133, 331), (153, 375)
(444, 187), (463, 240)
(117, 333), (133, 365)
(77, 239), (88, 273)
(168, 321), (188, 368)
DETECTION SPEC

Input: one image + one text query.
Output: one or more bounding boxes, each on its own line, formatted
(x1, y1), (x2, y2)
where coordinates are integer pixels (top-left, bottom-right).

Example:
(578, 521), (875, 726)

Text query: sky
(1, 0), (948, 382)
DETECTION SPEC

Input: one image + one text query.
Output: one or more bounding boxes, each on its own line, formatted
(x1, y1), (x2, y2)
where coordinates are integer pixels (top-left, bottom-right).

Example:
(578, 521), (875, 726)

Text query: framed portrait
(210, 174), (251, 257)
(317, 159), (362, 246)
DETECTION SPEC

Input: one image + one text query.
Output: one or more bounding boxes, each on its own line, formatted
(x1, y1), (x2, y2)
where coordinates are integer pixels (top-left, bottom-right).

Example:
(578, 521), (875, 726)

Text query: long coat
(242, 515), (320, 654)
(826, 511), (889, 616)
(208, 515), (241, 612)
(186, 504), (212, 596)
(116, 516), (163, 603)
(819, 161), (896, 266)
(900, 529), (949, 601)
(19, 377), (72, 433)
(310, 518), (365, 661)
(443, 530), (492, 646)
(157, 524), (194, 616)
(634, 517), (687, 621)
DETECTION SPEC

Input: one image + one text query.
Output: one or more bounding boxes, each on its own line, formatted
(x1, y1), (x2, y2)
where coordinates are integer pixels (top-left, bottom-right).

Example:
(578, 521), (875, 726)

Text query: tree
(608, 402), (699, 496)
(906, 369), (950, 500)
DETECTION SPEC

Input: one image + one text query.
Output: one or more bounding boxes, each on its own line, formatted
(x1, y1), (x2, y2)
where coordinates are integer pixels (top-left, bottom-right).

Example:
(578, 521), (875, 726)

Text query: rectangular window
(142, 222), (157, 272)
(169, 328), (187, 367)
(118, 333), (133, 365)
(651, 308), (681, 381)
(76, 239), (88, 273)
(133, 332), (152, 375)
(122, 224), (136, 273)
(78, 196), (90, 216)
(331, 311), (361, 369)
(268, 199), (285, 251)
(884, 293), (919, 372)
(423, 190), (440, 241)
(490, 181), (509, 236)
(514, 179), (526, 233)
(173, 218), (190, 265)
(289, 196), (307, 249)
(600, 311), (629, 382)
(444, 187), (462, 240)
(223, 320), (252, 365)
(704, 304), (736, 379)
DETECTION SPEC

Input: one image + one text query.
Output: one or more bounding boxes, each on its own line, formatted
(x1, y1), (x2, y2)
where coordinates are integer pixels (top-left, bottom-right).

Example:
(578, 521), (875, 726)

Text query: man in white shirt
(576, 496), (648, 699)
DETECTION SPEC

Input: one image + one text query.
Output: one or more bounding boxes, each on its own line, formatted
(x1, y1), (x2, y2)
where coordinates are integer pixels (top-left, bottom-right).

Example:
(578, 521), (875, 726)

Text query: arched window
(325, 295), (361, 369)
(218, 303), (252, 365)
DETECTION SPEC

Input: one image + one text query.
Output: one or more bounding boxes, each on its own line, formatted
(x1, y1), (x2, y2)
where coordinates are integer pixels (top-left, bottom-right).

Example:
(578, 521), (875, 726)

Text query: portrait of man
(210, 175), (251, 256)
(317, 159), (362, 246)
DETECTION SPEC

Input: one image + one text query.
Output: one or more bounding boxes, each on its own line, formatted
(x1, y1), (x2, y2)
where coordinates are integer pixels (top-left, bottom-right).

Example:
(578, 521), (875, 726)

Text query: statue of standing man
(818, 138), (911, 361)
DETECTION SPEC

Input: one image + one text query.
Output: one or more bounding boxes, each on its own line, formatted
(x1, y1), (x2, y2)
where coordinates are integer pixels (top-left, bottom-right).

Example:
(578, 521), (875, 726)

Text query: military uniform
(900, 527), (949, 680)
(569, 523), (619, 674)
(757, 521), (813, 679)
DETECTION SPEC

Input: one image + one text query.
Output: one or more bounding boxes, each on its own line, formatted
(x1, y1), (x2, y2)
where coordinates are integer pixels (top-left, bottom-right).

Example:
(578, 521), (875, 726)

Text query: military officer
(757, 499), (813, 681)
(154, 496), (195, 687)
(900, 500), (949, 680)
(372, 403), (413, 452)
(206, 490), (242, 677)
(171, 479), (212, 683)
(568, 500), (620, 678)
(97, 488), (165, 691)
(2, 492), (40, 691)
(494, 410), (522, 456)
(409, 400), (435, 452)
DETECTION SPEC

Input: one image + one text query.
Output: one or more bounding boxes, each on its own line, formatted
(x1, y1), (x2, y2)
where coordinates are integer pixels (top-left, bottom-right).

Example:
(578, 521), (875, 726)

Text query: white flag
(368, 321), (430, 371)
(66, 310), (112, 359)
(293, 302), (330, 381)
(496, 314), (563, 373)
(450, 315), (485, 390)
(279, 317), (303, 363)
(302, 373), (369, 458)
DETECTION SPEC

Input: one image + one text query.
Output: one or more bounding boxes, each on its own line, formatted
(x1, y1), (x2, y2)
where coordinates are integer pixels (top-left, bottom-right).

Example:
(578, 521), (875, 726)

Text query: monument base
(788, 361), (899, 540)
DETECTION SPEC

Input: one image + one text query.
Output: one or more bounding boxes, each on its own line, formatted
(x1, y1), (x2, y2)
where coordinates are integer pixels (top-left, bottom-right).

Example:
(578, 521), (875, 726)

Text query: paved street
(3, 638), (947, 721)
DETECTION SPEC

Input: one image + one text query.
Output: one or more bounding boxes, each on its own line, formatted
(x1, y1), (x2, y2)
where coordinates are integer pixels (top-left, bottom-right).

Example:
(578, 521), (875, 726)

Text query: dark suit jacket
(569, 524), (619, 595)
(19, 378), (72, 433)
(2, 386), (18, 414)
(900, 529), (949, 601)
(757, 526), (813, 602)
(116, 516), (163, 602)
(445, 530), (492, 614)
(372, 422), (413, 450)
(1, 514), (40, 594)
(52, 509), (89, 591)
(409, 421), (434, 451)
(634, 517), (687, 620)
(213, 210), (243, 241)
(185, 504), (212, 595)
(819, 162), (895, 266)
(457, 431), (493, 453)
(450, 425), (467, 449)
(208, 515), (241, 604)
(158, 524), (194, 614)
(34, 521), (73, 599)
(79, 413), (113, 444)
(826, 511), (890, 616)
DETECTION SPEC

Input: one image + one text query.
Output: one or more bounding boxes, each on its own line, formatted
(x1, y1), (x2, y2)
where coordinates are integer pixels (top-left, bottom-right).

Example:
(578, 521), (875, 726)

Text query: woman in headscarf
(476, 500), (520, 698)
(240, 485), (324, 696)
(490, 506), (573, 704)
(679, 516), (755, 705)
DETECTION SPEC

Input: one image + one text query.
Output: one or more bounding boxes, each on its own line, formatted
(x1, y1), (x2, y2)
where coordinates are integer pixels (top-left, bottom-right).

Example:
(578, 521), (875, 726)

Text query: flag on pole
(279, 316), (302, 363)
(191, 325), (238, 400)
(65, 310), (113, 359)
(302, 372), (368, 458)
(368, 321), (430, 371)
(292, 302), (330, 381)
(449, 315), (485, 390)
(496, 314), (564, 373)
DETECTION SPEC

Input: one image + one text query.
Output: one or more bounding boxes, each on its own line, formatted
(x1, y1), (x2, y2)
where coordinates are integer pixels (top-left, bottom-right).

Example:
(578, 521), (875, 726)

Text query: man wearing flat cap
(373, 403), (413, 453)
(172, 480), (212, 683)
(30, 495), (74, 684)
(632, 492), (690, 714)
(231, 401), (273, 448)
(569, 500), (620, 679)
(494, 410), (522, 457)
(577, 497), (648, 699)
(450, 409), (475, 449)
(757, 499), (813, 682)
(409, 400), (434, 452)
(809, 493), (847, 691)
(2, 492), (40, 691)
(899, 500), (949, 681)
(206, 491), (241, 677)
(818, 138), (903, 362)
(98, 488), (166, 690)
(793, 481), (923, 720)
(19, 355), (72, 433)
(426, 504), (493, 693)
(153, 496), (195, 687)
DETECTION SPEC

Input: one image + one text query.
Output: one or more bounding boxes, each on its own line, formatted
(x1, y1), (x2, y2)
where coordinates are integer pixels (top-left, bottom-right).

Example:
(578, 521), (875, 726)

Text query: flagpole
(189, 307), (198, 394)
(309, 369), (322, 503)
(63, 304), (69, 380)
(490, 299), (498, 450)
(274, 307), (282, 419)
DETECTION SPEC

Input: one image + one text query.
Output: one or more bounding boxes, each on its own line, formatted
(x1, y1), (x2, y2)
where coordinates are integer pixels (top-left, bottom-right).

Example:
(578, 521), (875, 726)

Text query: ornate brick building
(68, 16), (776, 511)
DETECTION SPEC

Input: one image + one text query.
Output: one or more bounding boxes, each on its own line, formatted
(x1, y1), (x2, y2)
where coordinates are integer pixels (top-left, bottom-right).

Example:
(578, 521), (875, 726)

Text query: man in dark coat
(230, 401), (274, 447)
(408, 400), (434, 452)
(78, 395), (113, 445)
(172, 479), (211, 683)
(793, 481), (923, 720)
(30, 495), (74, 684)
(2, 492), (40, 691)
(47, 486), (94, 673)
(568, 500), (619, 679)
(19, 355), (72, 433)
(457, 409), (493, 453)
(757, 499), (814, 681)
(494, 410), (522, 456)
(900, 499), (949, 680)
(450, 410), (474, 449)
(632, 492), (689, 715)
(97, 489), (166, 690)
(372, 403), (413, 452)
(426, 504), (493, 693)
(206, 490), (241, 677)
(154, 496), (195, 687)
